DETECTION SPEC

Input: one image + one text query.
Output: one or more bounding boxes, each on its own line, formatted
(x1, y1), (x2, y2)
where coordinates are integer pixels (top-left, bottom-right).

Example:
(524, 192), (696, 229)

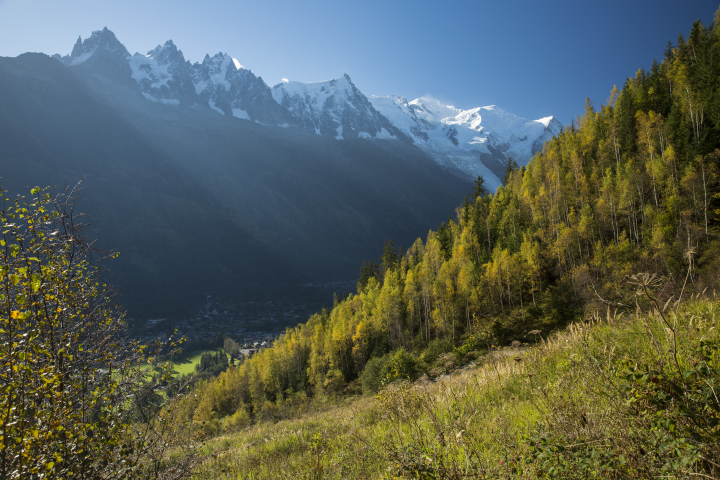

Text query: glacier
(369, 95), (562, 190)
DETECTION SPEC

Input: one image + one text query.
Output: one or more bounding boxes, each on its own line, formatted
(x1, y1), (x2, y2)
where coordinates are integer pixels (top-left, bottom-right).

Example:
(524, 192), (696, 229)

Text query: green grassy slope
(186, 295), (720, 479)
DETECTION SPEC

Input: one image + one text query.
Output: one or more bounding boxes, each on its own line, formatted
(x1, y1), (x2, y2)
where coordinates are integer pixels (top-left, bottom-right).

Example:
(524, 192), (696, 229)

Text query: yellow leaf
(10, 310), (30, 320)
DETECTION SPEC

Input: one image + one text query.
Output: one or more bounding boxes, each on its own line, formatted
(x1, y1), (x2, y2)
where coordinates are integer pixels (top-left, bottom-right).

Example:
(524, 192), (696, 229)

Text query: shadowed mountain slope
(0, 52), (471, 316)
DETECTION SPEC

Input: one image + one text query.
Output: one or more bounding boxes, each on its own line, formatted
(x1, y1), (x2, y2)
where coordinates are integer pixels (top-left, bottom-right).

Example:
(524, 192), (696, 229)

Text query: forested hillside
(180, 11), (720, 426)
(181, 12), (720, 423)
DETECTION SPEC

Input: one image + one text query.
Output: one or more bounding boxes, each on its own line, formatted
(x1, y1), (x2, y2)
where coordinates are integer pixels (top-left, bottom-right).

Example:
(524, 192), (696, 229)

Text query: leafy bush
(360, 354), (391, 394)
(359, 348), (420, 394)
(222, 405), (252, 433)
(454, 334), (484, 359)
(0, 185), (198, 478)
(419, 337), (454, 367)
(323, 368), (346, 393)
(431, 352), (459, 376)
(382, 348), (419, 386)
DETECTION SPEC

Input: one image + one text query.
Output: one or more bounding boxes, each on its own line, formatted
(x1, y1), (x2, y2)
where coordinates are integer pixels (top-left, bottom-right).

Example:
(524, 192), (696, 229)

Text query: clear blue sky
(0, 0), (717, 124)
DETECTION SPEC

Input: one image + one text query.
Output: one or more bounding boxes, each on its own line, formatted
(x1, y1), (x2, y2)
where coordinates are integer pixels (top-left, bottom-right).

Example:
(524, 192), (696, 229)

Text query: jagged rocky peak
(272, 74), (410, 142)
(191, 52), (295, 124)
(56, 27), (133, 83)
(128, 39), (196, 106)
(390, 94), (409, 105)
(191, 52), (239, 101)
(145, 40), (186, 66)
(61, 27), (130, 66)
(194, 52), (238, 76)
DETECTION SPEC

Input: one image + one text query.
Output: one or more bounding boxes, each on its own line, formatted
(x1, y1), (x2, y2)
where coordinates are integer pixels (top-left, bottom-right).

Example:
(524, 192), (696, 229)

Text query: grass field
(171, 348), (230, 376)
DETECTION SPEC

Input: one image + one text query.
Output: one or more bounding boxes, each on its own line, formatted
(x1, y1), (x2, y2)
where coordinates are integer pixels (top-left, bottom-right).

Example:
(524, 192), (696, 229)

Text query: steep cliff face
(192, 53), (293, 125)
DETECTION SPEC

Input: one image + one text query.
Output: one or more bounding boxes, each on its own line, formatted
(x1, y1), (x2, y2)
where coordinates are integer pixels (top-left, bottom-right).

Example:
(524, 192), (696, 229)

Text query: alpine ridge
(0, 27), (562, 315)
(54, 28), (559, 188)
(271, 75), (411, 142)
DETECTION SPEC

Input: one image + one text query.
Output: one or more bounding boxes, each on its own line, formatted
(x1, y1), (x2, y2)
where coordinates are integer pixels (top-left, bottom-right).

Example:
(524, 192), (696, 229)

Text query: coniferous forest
(3, 7), (720, 480)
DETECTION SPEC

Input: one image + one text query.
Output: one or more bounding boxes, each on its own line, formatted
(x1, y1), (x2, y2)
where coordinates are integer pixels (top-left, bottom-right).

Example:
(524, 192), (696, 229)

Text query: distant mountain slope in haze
(0, 52), (289, 314)
(0, 51), (471, 316)
(0, 28), (563, 317)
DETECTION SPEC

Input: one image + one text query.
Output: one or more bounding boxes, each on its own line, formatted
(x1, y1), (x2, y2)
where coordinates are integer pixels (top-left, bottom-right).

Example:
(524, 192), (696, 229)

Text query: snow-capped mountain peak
(409, 96), (463, 121)
(54, 27), (134, 83)
(192, 52), (236, 93)
(54, 28), (560, 190)
(54, 27), (130, 71)
(535, 116), (555, 128)
(128, 39), (195, 106)
(369, 95), (562, 190)
(189, 52), (294, 124)
(145, 40), (184, 66)
(272, 74), (410, 141)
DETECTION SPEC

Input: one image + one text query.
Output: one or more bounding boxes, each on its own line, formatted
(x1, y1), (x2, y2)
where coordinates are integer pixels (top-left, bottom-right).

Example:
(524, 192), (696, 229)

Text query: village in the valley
(134, 280), (356, 357)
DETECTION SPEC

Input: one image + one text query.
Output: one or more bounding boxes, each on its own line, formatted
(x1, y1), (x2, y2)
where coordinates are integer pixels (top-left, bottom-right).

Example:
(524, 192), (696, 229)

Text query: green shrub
(223, 406), (252, 432)
(419, 337), (454, 367)
(432, 352), (459, 376)
(382, 348), (419, 386)
(360, 354), (391, 394)
(454, 334), (484, 359)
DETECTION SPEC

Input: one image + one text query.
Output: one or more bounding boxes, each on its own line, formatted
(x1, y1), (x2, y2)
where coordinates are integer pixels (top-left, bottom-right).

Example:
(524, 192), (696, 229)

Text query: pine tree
(471, 175), (488, 199)
(503, 158), (519, 184)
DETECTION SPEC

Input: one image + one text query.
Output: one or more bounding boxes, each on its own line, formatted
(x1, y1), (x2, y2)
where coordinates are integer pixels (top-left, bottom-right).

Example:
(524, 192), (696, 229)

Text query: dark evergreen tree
(357, 259), (381, 289)
(382, 239), (400, 273)
(437, 219), (453, 260)
(503, 158), (519, 184)
(472, 175), (488, 199)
